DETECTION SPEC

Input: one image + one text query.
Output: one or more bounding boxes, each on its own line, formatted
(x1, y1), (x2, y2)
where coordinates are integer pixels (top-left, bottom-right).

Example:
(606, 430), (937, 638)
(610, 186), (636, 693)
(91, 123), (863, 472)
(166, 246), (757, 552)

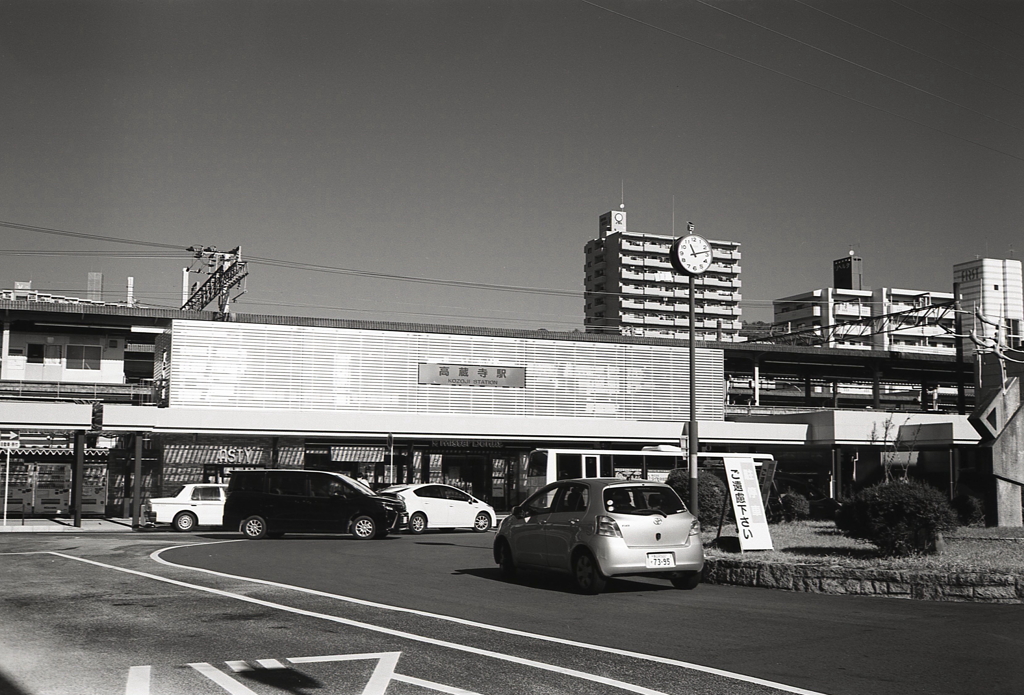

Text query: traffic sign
(0, 431), (19, 449)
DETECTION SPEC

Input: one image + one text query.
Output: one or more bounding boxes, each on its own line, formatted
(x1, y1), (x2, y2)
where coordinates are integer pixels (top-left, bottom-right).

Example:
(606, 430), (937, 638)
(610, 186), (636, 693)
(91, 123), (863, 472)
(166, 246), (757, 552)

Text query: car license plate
(646, 552), (675, 568)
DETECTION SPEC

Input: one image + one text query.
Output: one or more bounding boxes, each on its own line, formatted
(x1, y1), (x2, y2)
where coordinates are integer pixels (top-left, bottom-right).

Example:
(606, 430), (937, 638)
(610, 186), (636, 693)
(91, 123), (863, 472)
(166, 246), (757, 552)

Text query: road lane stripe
(149, 543), (829, 695)
(188, 663), (260, 695)
(124, 665), (150, 695)
(392, 673), (483, 694)
(255, 659), (286, 669)
(50, 551), (828, 695)
(225, 661), (252, 672)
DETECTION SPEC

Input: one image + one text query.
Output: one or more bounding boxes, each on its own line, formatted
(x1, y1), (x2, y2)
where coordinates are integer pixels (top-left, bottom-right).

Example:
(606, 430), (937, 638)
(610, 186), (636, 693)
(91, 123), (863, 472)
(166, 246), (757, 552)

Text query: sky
(0, 0), (1022, 326)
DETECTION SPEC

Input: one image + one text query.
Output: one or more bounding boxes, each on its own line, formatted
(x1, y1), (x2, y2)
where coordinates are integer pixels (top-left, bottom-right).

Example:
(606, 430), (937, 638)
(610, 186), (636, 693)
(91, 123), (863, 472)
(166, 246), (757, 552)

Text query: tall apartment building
(953, 258), (1024, 355)
(772, 254), (969, 355)
(583, 208), (743, 341)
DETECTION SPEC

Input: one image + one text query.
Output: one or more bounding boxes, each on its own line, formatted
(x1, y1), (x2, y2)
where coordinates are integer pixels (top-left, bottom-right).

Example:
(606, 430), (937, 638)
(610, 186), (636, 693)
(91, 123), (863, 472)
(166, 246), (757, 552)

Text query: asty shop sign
(419, 363), (525, 388)
(724, 458), (773, 551)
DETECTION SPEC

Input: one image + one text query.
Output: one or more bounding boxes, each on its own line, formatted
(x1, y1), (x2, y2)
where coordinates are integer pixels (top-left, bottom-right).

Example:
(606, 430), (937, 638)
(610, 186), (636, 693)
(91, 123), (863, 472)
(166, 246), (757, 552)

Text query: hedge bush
(778, 489), (811, 522)
(951, 493), (986, 527)
(836, 479), (958, 557)
(665, 468), (729, 529)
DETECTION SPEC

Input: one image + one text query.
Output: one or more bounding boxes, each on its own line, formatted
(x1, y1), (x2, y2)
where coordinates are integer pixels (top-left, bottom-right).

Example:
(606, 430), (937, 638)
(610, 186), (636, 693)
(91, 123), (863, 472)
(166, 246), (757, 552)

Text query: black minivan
(224, 470), (406, 540)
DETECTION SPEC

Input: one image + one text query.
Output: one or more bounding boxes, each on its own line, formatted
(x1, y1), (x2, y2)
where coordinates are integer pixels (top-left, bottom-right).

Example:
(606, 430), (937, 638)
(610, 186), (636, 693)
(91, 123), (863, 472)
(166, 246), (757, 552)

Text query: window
(191, 486), (223, 501)
(27, 344), (62, 364)
(604, 485), (687, 515)
(310, 474), (344, 497)
(524, 487), (559, 515)
(556, 484), (588, 513)
(67, 345), (101, 370)
(443, 487), (472, 502)
(267, 472), (306, 496)
(414, 485), (446, 499)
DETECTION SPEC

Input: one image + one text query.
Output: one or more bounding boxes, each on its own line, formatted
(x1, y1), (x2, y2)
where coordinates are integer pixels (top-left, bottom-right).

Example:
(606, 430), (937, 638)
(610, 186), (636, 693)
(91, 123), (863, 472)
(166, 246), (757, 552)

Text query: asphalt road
(1, 529), (1022, 695)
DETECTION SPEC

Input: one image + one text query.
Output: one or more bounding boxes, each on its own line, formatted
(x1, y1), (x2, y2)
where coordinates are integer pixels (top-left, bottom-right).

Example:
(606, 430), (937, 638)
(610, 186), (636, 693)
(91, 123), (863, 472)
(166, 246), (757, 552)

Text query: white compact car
(380, 483), (496, 534)
(144, 483), (228, 531)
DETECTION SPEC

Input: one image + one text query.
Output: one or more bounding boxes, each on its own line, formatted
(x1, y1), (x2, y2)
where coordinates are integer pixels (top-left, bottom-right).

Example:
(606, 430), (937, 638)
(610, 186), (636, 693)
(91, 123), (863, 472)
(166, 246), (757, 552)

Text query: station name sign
(418, 363), (526, 388)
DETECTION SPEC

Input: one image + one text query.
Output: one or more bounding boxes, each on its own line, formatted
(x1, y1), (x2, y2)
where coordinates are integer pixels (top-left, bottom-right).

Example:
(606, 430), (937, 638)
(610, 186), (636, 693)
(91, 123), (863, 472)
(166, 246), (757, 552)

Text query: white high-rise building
(954, 258), (1024, 355)
(583, 208), (743, 341)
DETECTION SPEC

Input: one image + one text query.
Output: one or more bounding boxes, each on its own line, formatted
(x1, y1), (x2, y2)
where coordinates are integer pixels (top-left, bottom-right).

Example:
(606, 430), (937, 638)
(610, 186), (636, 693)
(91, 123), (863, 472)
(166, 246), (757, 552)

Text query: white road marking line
(52, 552), (668, 695)
(124, 665), (150, 695)
(289, 651), (481, 695)
(288, 652), (401, 664)
(149, 543), (829, 695)
(254, 658), (286, 669)
(188, 663), (260, 695)
(363, 651), (400, 695)
(392, 673), (484, 695)
(225, 661), (253, 672)
(48, 550), (828, 695)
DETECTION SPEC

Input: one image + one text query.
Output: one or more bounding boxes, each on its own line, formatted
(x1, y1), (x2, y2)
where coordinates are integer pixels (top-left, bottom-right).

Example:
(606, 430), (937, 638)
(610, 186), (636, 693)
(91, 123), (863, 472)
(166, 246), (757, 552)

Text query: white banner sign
(0, 431), (19, 449)
(724, 459), (773, 551)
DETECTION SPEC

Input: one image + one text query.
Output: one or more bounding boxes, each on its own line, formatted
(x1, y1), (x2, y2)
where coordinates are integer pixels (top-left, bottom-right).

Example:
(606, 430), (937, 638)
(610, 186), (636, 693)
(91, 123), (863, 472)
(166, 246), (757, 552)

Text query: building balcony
(0, 379), (156, 405)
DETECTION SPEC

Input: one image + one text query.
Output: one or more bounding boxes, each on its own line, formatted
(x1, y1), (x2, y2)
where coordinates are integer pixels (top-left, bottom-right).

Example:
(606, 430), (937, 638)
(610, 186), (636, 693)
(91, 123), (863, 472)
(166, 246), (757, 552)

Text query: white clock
(670, 234), (713, 275)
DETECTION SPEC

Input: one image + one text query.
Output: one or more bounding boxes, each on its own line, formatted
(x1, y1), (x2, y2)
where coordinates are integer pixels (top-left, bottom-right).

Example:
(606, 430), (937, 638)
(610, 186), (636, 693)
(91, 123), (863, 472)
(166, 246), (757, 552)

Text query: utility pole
(181, 246), (248, 314)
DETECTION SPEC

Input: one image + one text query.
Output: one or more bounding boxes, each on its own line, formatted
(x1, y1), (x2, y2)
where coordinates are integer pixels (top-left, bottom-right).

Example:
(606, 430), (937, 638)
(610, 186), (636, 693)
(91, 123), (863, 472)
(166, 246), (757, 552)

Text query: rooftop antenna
(672, 195), (676, 235)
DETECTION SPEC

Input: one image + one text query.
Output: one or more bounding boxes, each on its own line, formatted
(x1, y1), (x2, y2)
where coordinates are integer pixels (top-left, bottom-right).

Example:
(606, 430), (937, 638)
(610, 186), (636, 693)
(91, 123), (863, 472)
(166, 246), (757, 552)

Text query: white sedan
(144, 483), (227, 531)
(380, 484), (496, 534)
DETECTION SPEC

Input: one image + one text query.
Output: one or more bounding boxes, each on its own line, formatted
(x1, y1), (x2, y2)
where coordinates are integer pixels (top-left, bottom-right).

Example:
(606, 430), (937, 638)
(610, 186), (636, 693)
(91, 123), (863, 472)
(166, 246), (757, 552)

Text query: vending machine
(33, 463), (71, 515)
(81, 463), (109, 516)
(1, 459), (33, 519)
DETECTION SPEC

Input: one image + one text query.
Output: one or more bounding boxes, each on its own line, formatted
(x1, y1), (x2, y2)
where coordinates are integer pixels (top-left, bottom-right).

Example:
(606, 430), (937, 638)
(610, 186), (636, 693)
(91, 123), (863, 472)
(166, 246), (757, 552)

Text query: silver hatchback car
(493, 478), (703, 593)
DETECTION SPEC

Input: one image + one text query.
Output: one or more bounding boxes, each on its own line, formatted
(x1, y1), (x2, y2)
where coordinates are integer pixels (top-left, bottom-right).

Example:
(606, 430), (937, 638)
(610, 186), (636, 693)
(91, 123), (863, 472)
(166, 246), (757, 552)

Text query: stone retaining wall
(703, 558), (1024, 603)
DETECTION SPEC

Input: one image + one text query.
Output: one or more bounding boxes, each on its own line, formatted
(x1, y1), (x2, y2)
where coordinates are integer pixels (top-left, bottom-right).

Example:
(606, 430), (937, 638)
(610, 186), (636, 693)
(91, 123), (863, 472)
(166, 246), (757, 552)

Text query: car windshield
(603, 485), (687, 515)
(169, 485), (186, 498)
(341, 474), (377, 496)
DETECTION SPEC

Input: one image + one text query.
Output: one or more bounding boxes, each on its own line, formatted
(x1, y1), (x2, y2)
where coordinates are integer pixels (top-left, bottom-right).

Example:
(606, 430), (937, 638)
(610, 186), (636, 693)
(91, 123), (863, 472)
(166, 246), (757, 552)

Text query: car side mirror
(511, 505), (526, 519)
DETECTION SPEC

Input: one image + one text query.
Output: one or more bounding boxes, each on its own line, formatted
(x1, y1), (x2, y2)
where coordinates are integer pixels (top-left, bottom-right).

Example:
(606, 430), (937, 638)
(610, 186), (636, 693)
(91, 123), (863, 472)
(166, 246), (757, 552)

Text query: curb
(702, 557), (1024, 603)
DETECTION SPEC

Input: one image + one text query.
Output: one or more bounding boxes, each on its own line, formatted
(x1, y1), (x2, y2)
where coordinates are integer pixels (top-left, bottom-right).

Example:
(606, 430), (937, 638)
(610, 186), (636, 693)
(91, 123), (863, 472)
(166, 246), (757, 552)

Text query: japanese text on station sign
(418, 363), (525, 388)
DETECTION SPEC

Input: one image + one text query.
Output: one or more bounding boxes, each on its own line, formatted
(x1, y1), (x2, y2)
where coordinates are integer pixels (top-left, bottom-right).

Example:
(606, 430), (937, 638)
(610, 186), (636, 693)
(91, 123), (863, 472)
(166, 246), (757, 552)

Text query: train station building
(0, 298), (991, 523)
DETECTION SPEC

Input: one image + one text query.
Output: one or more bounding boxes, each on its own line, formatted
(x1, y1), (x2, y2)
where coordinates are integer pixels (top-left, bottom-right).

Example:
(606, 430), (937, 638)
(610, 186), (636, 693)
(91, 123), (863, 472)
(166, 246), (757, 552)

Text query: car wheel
(172, 512), (197, 532)
(408, 512), (428, 535)
(240, 516), (267, 540)
(472, 512), (491, 533)
(572, 550), (607, 594)
(671, 571), (701, 590)
(351, 515), (377, 540)
(496, 540), (517, 579)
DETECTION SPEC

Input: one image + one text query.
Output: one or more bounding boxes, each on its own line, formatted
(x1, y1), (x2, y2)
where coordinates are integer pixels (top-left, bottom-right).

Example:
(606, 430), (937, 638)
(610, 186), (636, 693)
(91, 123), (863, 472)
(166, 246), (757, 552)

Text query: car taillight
(595, 515), (622, 538)
(688, 519), (701, 537)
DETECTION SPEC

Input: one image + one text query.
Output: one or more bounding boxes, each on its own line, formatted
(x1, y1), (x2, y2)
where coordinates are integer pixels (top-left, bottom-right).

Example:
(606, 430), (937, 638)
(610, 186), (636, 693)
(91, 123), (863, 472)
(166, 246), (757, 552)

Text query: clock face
(670, 234), (713, 275)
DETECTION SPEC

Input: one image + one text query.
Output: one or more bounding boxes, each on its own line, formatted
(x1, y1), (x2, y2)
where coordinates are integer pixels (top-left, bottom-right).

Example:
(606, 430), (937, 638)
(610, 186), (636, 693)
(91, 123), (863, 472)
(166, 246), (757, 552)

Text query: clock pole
(669, 223), (706, 519)
(688, 270), (698, 519)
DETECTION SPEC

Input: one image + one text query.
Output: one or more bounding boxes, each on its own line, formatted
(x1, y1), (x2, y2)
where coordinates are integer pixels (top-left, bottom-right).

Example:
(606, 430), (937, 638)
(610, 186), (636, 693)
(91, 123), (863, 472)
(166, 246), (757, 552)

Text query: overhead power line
(578, 0), (1024, 164)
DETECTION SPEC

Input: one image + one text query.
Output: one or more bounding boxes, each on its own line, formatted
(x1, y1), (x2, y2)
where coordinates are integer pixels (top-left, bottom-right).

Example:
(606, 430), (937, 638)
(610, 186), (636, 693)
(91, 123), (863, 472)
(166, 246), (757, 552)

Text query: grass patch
(703, 520), (1024, 574)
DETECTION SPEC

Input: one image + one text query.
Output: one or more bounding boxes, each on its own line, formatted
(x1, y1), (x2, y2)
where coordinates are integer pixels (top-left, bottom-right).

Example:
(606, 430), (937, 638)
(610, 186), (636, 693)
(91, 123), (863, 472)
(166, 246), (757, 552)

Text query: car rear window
(603, 485), (687, 515)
